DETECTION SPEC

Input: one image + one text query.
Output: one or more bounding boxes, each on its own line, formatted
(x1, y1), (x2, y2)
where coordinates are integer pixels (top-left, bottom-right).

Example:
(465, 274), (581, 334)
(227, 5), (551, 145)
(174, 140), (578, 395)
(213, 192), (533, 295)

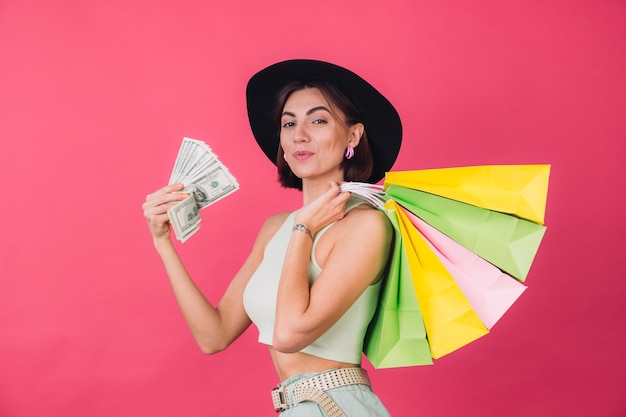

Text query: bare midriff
(268, 346), (359, 382)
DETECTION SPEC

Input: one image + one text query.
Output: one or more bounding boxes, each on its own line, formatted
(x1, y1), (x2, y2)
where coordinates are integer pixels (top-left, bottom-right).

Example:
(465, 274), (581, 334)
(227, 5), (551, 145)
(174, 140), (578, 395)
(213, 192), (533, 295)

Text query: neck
(301, 173), (344, 205)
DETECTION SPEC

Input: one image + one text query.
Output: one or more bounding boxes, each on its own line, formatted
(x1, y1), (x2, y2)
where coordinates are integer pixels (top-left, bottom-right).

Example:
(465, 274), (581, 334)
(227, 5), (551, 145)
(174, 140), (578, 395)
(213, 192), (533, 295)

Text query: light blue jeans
(277, 370), (391, 417)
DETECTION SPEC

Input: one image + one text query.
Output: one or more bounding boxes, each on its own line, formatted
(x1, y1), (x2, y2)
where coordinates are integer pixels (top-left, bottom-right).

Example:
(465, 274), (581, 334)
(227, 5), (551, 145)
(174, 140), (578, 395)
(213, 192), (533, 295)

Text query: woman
(143, 59), (402, 416)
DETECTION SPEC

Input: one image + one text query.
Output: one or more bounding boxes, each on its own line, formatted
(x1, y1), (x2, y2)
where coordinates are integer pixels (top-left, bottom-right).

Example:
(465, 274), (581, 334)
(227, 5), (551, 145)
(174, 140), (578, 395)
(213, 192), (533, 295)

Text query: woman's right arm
(143, 184), (278, 354)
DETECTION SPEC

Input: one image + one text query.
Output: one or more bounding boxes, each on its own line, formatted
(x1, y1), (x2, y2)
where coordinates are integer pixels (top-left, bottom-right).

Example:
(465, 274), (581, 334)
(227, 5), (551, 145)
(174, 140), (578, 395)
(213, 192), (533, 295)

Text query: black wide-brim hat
(246, 59), (403, 184)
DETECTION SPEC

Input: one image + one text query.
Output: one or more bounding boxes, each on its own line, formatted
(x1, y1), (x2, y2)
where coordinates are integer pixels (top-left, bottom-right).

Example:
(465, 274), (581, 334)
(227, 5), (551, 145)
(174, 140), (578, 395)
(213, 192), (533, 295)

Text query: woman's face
(280, 87), (361, 183)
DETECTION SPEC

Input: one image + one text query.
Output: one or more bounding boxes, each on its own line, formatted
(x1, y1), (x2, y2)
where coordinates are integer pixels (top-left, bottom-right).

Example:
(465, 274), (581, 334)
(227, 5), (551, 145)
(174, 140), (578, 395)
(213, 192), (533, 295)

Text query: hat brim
(246, 59), (402, 184)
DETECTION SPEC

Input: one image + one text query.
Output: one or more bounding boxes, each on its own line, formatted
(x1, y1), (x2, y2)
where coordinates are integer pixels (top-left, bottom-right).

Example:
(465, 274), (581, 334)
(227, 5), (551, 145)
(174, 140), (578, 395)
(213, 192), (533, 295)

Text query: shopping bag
(384, 165), (550, 224)
(401, 207), (527, 329)
(364, 203), (433, 368)
(387, 185), (546, 282)
(349, 163), (550, 367)
(394, 201), (489, 359)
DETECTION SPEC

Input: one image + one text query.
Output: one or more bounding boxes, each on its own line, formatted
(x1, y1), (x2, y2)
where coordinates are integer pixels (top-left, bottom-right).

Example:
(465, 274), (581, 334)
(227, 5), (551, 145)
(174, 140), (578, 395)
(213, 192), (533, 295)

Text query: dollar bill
(186, 165), (237, 206)
(168, 193), (201, 243)
(167, 137), (239, 242)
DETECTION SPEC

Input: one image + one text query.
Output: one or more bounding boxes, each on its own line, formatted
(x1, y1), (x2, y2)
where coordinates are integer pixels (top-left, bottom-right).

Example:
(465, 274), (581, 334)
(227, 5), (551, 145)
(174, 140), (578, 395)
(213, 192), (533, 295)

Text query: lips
(293, 150), (314, 160)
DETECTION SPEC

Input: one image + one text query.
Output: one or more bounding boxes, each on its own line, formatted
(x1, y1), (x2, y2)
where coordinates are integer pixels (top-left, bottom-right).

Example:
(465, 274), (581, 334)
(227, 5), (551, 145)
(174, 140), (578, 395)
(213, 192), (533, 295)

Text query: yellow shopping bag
(384, 165), (550, 224)
(393, 201), (489, 359)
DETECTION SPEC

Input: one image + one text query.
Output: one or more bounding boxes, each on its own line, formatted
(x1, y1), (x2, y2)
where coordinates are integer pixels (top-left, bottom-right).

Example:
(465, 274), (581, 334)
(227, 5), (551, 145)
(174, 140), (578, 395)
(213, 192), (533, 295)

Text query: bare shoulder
(254, 211), (292, 247)
(262, 211), (292, 231)
(239, 211), (292, 268)
(344, 204), (392, 235)
(331, 204), (393, 249)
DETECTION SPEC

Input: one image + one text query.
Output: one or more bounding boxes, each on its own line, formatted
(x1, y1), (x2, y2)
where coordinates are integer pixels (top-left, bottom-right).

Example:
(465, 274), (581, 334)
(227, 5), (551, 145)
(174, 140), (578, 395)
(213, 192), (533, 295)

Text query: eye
(312, 119), (327, 125)
(281, 121), (295, 128)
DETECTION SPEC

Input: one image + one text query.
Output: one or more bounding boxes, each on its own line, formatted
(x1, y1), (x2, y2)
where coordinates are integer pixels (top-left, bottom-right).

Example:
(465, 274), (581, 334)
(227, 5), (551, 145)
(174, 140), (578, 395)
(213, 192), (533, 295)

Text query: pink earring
(283, 153), (288, 161)
(345, 146), (354, 160)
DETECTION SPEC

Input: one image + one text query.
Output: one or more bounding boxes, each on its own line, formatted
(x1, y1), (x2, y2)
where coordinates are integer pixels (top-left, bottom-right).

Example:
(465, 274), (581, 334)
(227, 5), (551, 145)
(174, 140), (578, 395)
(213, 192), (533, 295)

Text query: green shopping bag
(363, 203), (433, 368)
(386, 185), (546, 282)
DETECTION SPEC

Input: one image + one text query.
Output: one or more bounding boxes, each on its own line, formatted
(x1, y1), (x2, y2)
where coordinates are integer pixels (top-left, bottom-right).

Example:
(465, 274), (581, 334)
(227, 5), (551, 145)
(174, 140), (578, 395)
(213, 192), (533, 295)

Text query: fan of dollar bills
(167, 137), (239, 242)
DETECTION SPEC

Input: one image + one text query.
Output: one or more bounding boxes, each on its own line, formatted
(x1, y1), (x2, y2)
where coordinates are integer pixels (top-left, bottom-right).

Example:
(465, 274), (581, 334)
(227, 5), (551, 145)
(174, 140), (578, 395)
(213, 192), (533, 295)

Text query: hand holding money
(167, 137), (239, 242)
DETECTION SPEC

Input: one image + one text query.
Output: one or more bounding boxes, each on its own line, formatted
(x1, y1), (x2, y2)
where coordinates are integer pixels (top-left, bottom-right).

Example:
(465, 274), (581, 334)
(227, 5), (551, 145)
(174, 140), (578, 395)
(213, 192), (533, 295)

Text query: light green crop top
(243, 199), (383, 364)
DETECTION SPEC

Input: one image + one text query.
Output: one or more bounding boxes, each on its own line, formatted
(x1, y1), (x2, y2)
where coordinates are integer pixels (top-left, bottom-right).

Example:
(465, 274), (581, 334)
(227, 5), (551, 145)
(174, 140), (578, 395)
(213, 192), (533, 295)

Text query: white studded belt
(271, 367), (371, 416)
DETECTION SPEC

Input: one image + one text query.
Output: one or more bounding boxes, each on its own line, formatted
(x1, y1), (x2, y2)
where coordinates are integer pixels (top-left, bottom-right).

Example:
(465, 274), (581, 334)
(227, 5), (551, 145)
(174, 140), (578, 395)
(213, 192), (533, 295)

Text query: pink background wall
(1, 1), (624, 416)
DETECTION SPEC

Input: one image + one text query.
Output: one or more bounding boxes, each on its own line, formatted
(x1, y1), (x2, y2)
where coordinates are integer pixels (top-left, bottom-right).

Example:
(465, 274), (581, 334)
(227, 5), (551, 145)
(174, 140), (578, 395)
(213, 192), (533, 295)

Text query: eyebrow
(282, 106), (332, 118)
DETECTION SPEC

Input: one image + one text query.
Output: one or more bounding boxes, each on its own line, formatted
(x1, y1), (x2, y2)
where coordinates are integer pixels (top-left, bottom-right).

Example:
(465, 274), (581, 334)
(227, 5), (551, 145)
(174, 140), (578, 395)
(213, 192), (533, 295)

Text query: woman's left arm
(272, 197), (392, 353)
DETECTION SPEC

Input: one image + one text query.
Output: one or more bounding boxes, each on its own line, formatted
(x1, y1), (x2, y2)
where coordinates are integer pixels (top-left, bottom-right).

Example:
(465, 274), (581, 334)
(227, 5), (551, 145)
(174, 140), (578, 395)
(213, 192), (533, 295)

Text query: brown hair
(273, 80), (374, 190)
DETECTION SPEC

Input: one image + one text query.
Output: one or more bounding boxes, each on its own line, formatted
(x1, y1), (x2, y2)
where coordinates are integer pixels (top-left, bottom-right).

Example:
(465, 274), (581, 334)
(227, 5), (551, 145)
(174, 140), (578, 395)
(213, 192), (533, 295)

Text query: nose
(292, 123), (309, 143)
